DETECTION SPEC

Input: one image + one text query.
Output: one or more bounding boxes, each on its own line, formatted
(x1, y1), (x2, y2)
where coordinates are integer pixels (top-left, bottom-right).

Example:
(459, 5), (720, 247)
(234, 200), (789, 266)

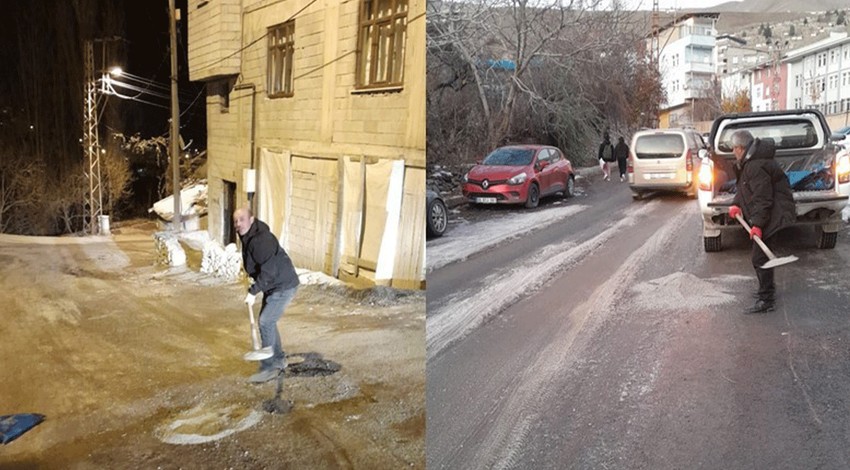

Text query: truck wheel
(704, 235), (722, 252)
(818, 230), (837, 249)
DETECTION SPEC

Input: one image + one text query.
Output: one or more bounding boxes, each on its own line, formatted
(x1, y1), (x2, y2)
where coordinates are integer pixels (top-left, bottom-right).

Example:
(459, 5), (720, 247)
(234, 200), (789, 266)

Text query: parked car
(628, 128), (707, 199)
(426, 189), (448, 238)
(461, 145), (575, 208)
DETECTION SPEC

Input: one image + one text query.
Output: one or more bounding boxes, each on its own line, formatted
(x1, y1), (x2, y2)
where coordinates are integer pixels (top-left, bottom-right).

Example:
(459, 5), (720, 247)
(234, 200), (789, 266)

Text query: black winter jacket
(614, 142), (630, 162)
(732, 138), (796, 239)
(239, 219), (300, 295)
(598, 141), (615, 162)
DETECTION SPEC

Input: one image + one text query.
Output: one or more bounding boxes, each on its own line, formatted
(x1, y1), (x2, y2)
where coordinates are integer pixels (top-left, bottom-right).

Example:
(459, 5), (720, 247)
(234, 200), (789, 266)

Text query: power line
(200, 0), (320, 71)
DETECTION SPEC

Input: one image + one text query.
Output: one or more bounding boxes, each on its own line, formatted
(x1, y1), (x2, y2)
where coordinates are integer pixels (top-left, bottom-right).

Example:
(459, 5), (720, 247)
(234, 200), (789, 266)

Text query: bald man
(234, 208), (300, 383)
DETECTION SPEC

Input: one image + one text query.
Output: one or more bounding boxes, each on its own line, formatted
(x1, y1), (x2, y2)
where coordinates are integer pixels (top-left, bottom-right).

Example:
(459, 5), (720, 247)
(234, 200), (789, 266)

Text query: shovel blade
(244, 347), (274, 361)
(761, 255), (798, 269)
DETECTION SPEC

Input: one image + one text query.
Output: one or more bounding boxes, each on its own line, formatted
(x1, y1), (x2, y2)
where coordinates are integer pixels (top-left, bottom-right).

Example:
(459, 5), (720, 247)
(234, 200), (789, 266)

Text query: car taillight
(686, 149), (693, 172)
(838, 153), (850, 184)
(628, 153), (634, 173)
(698, 158), (713, 191)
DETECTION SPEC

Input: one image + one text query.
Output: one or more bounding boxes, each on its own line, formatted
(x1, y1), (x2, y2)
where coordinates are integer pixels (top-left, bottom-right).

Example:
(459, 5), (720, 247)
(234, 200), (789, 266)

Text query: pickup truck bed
(698, 110), (850, 252)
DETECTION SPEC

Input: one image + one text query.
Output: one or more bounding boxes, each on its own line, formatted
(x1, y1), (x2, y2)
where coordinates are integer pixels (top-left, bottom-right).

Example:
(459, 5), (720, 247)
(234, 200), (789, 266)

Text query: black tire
(426, 198), (448, 238)
(704, 235), (722, 252)
(818, 229), (837, 249)
(525, 183), (540, 208)
(631, 190), (643, 201)
(563, 175), (575, 198)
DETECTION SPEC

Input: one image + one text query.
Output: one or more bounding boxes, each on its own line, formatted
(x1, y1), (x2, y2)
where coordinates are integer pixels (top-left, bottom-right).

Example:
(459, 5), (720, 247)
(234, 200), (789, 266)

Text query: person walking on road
(614, 136), (630, 182)
(234, 208), (301, 383)
(598, 133), (615, 181)
(727, 131), (795, 314)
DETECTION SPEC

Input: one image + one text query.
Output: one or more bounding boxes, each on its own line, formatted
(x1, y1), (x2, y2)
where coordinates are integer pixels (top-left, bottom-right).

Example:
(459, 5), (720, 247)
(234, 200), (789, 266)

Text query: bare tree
(428, 0), (663, 167)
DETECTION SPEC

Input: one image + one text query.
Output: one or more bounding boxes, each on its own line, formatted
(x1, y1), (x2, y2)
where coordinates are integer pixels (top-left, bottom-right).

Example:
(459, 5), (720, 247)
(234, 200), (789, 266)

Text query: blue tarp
(1, 413), (45, 444)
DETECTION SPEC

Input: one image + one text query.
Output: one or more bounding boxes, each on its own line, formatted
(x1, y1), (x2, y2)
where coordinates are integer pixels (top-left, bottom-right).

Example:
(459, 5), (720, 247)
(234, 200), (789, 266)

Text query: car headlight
(462, 173), (469, 183)
(507, 172), (527, 185)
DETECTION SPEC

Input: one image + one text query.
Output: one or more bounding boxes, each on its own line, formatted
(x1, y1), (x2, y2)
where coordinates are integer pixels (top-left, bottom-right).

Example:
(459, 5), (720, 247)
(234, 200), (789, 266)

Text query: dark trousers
(752, 235), (775, 302)
(617, 158), (627, 177)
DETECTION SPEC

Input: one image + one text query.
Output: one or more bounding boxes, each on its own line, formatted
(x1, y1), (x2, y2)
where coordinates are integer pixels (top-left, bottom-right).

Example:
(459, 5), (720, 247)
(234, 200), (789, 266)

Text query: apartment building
(786, 31), (850, 118)
(187, 0), (426, 288)
(652, 13), (719, 128)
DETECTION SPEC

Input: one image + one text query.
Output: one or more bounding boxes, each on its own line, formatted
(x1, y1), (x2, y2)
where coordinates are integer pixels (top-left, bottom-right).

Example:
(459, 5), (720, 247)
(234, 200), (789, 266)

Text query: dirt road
(1, 221), (424, 469)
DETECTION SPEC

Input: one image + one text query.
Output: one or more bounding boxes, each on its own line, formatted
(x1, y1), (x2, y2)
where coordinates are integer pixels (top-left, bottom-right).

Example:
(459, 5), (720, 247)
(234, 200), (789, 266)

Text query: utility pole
(169, 0), (182, 230)
(82, 39), (103, 235)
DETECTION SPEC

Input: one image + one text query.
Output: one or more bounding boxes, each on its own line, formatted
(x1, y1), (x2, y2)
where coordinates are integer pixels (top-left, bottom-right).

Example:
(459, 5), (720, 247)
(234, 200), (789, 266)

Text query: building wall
(190, 0), (426, 288)
(657, 16), (717, 111)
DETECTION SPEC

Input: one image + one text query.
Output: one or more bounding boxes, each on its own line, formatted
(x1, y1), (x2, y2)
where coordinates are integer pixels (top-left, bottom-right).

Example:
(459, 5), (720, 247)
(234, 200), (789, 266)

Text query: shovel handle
(247, 303), (263, 350)
(733, 213), (777, 260)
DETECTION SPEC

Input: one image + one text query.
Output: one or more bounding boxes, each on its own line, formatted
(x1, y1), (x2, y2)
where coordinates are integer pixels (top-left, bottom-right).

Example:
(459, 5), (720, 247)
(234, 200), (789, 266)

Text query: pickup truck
(697, 109), (850, 252)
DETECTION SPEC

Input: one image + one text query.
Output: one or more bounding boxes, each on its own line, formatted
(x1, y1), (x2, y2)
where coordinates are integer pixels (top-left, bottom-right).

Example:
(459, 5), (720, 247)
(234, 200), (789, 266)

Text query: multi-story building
(786, 32), (850, 118)
(652, 13), (719, 128)
(750, 60), (788, 112)
(716, 30), (850, 131)
(187, 0), (426, 288)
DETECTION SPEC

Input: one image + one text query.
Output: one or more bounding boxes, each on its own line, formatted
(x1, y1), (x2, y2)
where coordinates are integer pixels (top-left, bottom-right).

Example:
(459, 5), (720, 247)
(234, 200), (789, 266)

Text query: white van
(628, 128), (707, 199)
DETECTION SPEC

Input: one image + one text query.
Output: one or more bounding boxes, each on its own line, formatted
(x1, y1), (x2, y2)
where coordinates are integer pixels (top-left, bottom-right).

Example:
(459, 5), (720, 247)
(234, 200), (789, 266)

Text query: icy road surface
(427, 174), (850, 469)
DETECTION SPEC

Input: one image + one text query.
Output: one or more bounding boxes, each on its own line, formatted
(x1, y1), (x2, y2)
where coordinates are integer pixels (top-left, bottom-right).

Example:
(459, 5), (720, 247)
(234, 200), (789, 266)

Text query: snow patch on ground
(427, 202), (658, 359)
(296, 268), (345, 286)
(426, 204), (589, 272)
(628, 272), (744, 312)
(843, 204), (850, 223)
(155, 403), (263, 445)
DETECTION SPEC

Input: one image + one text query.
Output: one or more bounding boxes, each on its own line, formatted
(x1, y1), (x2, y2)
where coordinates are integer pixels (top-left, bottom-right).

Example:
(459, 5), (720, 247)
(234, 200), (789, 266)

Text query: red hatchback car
(462, 145), (575, 208)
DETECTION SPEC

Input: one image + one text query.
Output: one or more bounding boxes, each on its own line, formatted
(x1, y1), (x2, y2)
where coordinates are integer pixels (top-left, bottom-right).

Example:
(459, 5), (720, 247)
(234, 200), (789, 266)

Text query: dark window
(356, 0), (408, 89)
(267, 21), (295, 98)
(634, 134), (686, 159)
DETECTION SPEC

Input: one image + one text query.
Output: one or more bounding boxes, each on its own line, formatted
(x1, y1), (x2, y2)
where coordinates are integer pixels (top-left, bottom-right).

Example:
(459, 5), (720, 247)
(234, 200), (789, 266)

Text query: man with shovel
(234, 208), (300, 383)
(727, 130), (795, 314)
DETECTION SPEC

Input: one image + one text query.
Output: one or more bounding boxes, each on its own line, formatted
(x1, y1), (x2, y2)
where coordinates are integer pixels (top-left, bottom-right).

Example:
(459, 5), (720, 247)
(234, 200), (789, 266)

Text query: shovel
(244, 303), (273, 361)
(734, 213), (798, 269)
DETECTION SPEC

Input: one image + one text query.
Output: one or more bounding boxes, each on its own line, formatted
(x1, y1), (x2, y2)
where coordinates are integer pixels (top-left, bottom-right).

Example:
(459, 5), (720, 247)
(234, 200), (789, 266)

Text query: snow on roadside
(297, 268), (344, 286)
(843, 203), (850, 223)
(426, 204), (589, 272)
(426, 201), (658, 359)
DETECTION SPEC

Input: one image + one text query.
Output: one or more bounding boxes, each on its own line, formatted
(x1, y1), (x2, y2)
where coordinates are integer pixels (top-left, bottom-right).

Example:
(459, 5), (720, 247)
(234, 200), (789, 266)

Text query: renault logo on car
(482, 179), (489, 189)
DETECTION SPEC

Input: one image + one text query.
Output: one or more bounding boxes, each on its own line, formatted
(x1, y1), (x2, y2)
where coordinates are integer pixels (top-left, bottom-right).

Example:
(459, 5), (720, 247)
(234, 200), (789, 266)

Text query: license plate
(648, 172), (675, 180)
(475, 197), (497, 204)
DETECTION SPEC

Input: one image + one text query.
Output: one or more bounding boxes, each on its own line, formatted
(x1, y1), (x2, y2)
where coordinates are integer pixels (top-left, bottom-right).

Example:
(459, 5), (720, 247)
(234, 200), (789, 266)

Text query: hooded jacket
(239, 219), (300, 295)
(732, 138), (796, 239)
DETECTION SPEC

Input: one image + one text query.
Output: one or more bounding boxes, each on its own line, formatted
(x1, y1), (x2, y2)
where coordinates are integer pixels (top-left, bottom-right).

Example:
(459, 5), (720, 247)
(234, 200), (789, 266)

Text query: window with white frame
(830, 74), (838, 89)
(843, 71), (850, 86)
(829, 101), (837, 114)
(830, 49), (837, 64)
(795, 74), (800, 87)
(267, 21), (295, 98)
(356, 0), (408, 89)
(794, 98), (801, 109)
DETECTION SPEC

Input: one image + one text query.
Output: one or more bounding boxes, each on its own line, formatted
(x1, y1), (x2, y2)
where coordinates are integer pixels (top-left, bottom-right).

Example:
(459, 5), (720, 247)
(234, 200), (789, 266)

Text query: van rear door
(633, 133), (686, 184)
